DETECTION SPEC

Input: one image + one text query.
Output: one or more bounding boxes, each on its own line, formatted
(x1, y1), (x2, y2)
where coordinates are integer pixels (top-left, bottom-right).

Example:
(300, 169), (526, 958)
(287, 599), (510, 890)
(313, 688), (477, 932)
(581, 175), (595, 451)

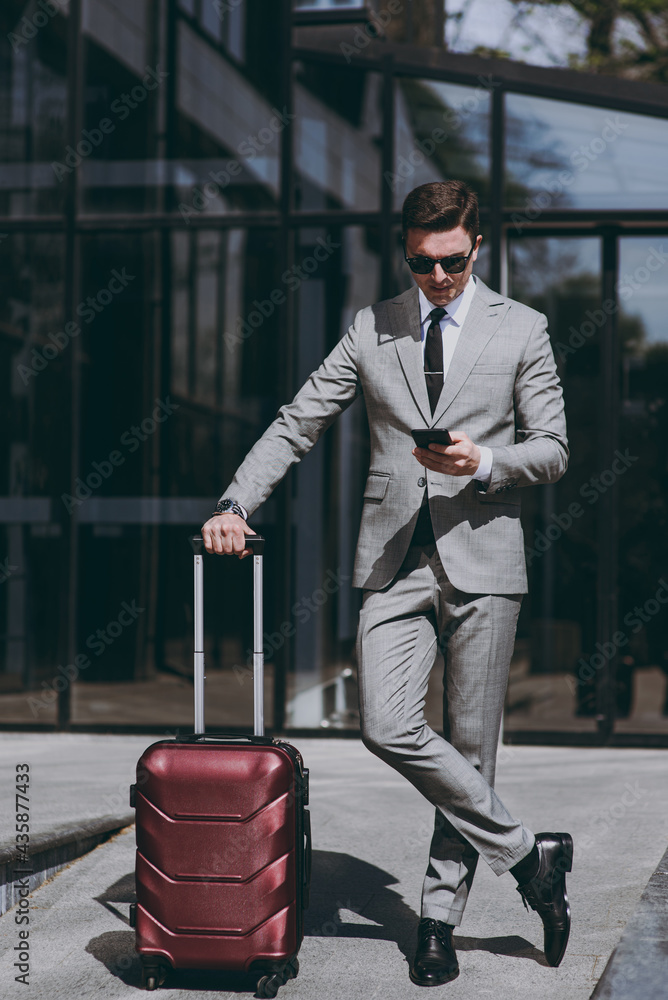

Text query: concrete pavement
(0, 734), (666, 998)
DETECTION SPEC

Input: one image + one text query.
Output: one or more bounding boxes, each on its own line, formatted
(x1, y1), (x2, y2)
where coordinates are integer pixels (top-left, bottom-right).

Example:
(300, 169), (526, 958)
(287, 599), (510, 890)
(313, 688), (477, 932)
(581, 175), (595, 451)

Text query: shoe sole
(548, 832), (573, 967)
(408, 967), (460, 987)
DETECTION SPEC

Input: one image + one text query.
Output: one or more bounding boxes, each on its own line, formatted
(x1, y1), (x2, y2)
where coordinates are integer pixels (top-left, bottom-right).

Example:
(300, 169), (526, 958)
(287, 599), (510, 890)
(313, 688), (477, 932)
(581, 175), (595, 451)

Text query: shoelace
(517, 883), (556, 913)
(418, 919), (452, 946)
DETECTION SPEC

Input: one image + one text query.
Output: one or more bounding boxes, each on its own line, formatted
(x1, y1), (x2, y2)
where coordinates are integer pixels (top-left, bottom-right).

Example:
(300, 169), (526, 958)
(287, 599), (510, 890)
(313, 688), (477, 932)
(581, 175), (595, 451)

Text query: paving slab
(0, 736), (666, 999)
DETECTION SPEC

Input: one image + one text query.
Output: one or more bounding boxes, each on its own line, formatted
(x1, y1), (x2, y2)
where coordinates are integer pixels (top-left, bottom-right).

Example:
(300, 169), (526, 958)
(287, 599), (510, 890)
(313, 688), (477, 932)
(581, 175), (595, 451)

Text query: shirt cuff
(474, 446), (493, 485)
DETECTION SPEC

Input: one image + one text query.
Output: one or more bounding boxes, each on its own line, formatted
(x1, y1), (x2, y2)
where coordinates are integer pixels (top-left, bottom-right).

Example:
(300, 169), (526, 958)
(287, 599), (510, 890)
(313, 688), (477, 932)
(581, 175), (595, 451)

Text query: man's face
(404, 226), (482, 307)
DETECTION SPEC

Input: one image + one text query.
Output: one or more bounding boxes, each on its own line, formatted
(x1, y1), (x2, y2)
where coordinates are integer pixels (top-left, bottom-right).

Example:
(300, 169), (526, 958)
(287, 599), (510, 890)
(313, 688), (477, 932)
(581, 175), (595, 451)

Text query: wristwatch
(212, 498), (247, 519)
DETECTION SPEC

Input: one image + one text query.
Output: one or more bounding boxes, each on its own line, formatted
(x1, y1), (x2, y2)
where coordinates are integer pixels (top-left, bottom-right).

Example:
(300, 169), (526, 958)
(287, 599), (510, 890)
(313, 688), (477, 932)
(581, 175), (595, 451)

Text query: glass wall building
(1, 0), (668, 744)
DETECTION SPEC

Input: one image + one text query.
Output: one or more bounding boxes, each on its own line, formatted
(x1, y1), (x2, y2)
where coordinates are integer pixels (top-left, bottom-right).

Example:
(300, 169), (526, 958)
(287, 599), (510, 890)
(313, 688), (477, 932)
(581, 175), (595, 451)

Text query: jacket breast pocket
(469, 364), (516, 376)
(363, 472), (390, 503)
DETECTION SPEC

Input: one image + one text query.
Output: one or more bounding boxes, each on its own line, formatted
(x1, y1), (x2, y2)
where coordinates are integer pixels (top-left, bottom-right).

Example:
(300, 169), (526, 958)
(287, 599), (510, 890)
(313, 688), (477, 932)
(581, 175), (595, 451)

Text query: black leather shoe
(409, 918), (459, 987)
(516, 832), (573, 967)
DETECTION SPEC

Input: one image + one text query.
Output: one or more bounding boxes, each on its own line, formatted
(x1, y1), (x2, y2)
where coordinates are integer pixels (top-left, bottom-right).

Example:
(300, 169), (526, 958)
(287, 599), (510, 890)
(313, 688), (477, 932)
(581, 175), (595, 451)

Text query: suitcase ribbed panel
(135, 789), (295, 881)
(134, 741), (303, 971)
(137, 744), (295, 818)
(135, 901), (298, 972)
(136, 849), (296, 934)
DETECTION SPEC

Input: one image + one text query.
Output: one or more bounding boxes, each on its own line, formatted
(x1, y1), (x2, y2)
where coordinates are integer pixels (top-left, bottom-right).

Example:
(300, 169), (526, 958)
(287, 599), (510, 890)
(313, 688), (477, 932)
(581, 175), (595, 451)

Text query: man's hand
(201, 513), (254, 558)
(412, 431), (481, 477)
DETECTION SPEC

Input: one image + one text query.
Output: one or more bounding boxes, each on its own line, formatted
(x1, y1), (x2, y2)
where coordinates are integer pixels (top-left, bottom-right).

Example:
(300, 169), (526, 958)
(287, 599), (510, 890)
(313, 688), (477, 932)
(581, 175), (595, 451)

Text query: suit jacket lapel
(430, 281), (509, 427)
(388, 286), (432, 426)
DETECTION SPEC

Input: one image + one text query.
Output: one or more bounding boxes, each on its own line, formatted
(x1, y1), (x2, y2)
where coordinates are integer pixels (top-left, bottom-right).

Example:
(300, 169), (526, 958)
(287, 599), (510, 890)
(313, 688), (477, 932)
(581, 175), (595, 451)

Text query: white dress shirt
(418, 276), (493, 484)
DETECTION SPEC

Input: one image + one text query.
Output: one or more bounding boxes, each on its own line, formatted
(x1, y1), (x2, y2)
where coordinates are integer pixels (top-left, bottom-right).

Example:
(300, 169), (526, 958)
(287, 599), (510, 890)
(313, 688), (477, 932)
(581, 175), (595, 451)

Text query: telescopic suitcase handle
(190, 534), (265, 738)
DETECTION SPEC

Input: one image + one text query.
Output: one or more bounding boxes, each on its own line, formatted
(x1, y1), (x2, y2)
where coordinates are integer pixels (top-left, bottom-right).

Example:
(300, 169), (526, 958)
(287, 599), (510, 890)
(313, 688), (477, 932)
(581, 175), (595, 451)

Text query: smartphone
(411, 428), (452, 449)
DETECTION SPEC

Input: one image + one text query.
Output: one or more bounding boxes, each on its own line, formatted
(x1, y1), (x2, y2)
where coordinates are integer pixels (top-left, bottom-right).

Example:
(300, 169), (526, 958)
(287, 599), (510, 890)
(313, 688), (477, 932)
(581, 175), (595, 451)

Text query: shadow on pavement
(305, 849), (418, 960)
(454, 933), (547, 965)
(86, 929), (144, 990)
(85, 852), (545, 992)
(86, 929), (265, 994)
(305, 852), (545, 966)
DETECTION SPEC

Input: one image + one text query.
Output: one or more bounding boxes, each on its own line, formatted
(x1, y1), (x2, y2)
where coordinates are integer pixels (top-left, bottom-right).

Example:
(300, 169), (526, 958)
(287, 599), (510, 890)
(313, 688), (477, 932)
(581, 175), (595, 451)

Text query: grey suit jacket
(221, 278), (568, 594)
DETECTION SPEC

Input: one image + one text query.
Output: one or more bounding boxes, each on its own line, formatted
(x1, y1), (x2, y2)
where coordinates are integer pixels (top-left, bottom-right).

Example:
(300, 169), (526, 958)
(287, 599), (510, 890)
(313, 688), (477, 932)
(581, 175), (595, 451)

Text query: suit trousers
(356, 540), (535, 925)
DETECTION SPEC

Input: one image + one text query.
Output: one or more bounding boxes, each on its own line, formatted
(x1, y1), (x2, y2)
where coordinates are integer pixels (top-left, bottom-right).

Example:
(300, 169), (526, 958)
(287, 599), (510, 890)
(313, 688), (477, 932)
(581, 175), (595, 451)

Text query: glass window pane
(393, 78), (491, 211)
(167, 228), (282, 496)
(79, 4), (284, 216)
(0, 232), (68, 724)
(286, 225), (380, 730)
(80, 18), (162, 215)
(293, 61), (382, 211)
(195, 230), (220, 407)
(171, 232), (190, 399)
(170, 13), (284, 216)
(66, 227), (284, 728)
(0, 8), (67, 216)
(506, 236), (602, 734)
(616, 236), (668, 735)
(446, 0), (588, 70)
(224, 3), (245, 63)
(0, 233), (69, 496)
(505, 93), (668, 212)
(201, 0), (223, 42)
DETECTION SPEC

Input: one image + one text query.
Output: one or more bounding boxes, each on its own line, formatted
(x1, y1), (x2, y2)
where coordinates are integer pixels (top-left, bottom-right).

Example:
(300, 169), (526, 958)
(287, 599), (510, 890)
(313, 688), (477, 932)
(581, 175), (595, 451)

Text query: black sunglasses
(403, 240), (478, 275)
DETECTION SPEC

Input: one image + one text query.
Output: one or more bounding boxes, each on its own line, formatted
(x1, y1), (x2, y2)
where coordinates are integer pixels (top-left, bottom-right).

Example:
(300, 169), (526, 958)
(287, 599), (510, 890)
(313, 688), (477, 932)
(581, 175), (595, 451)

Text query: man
(202, 181), (572, 986)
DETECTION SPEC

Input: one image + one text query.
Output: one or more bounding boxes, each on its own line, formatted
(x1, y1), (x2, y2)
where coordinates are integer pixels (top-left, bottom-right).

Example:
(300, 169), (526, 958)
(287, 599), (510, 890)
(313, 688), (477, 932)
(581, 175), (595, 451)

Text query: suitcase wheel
(256, 958), (299, 998)
(256, 975), (279, 999)
(140, 961), (166, 991)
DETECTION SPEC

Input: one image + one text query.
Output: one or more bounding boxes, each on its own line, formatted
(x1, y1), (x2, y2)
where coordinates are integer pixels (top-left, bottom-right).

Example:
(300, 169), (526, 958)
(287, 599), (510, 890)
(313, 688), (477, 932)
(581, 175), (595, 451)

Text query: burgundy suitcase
(129, 535), (311, 997)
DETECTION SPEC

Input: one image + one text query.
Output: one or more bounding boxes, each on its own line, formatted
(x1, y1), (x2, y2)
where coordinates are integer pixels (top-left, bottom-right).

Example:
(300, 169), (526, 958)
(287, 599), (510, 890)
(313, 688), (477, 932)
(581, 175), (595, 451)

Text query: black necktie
(424, 307), (446, 415)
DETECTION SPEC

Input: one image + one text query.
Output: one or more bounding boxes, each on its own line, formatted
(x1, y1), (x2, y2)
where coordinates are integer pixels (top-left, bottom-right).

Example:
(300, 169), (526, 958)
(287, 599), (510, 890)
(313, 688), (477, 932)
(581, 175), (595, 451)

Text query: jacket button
(418, 477), (427, 488)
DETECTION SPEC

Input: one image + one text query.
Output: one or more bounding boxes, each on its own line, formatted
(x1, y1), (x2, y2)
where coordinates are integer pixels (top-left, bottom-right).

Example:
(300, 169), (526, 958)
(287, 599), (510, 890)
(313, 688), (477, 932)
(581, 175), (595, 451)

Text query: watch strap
(212, 498), (248, 520)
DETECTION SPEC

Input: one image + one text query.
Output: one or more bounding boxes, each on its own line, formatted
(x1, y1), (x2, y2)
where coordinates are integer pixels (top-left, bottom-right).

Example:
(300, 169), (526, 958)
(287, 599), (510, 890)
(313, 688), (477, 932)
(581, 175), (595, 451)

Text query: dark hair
(401, 181), (479, 244)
